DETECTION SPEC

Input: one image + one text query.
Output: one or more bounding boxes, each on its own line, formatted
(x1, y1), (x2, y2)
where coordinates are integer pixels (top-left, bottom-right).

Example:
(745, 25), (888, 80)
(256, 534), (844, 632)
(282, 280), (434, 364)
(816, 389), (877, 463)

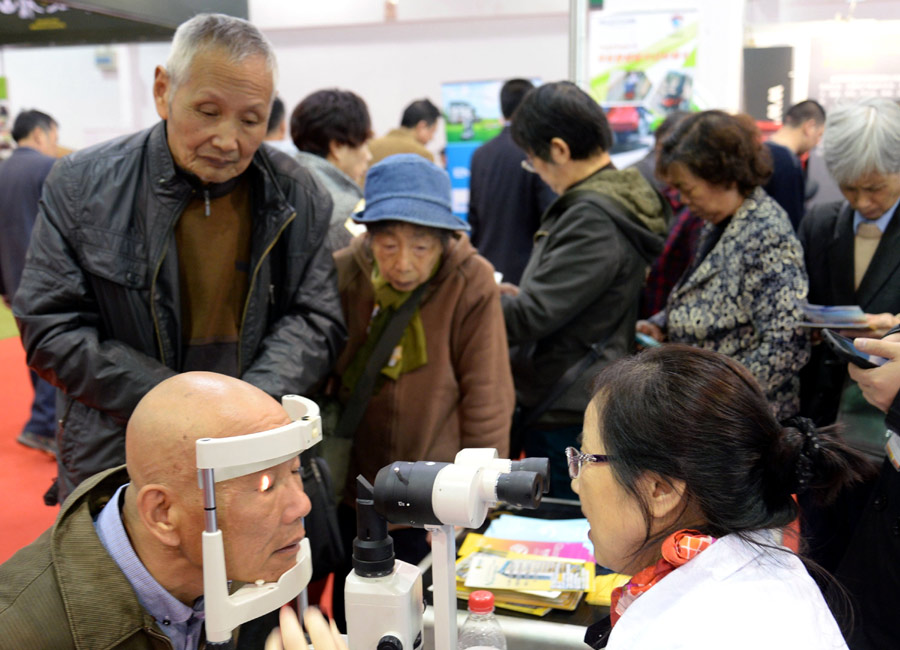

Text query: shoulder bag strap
(334, 280), (430, 440)
(515, 306), (631, 434)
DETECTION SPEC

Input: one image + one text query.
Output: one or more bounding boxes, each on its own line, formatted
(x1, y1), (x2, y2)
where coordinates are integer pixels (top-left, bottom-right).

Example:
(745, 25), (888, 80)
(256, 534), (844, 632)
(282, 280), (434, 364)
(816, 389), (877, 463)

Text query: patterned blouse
(653, 187), (810, 419)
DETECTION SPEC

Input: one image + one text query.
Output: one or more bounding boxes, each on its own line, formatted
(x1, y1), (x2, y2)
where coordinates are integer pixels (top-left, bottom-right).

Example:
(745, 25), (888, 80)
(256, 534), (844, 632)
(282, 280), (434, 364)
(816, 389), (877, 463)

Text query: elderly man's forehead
(841, 171), (895, 191)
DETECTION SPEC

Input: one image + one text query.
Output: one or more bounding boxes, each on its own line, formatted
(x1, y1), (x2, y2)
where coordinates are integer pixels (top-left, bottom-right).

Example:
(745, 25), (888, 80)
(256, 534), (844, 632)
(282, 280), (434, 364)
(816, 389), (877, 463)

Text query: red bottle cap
(467, 590), (495, 613)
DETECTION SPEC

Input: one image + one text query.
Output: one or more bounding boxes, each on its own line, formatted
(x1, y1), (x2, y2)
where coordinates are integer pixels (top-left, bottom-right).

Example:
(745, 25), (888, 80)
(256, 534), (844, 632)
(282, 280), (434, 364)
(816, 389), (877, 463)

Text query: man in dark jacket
(468, 78), (556, 285)
(12, 13), (346, 505)
(0, 372), (312, 649)
(501, 82), (667, 497)
(763, 99), (826, 231)
(0, 109), (59, 455)
(840, 329), (900, 650)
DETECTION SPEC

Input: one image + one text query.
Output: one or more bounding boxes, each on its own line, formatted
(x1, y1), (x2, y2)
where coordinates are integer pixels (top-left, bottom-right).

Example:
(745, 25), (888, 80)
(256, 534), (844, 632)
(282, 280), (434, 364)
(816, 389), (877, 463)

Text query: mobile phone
(635, 332), (662, 348)
(822, 328), (887, 369)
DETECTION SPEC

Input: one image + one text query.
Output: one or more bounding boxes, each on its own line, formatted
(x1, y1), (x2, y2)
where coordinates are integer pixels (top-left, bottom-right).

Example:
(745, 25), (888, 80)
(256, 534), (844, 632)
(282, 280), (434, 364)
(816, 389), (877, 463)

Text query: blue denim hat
(353, 153), (470, 232)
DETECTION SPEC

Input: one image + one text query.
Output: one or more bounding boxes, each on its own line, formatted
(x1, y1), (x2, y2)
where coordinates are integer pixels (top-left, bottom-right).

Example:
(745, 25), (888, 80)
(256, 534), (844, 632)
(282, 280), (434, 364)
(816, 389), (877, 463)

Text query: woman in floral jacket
(637, 111), (809, 419)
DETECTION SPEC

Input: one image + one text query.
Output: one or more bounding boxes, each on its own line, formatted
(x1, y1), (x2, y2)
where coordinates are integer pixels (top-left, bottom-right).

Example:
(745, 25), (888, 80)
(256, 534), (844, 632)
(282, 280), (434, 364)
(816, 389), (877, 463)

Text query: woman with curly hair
(637, 110), (809, 419)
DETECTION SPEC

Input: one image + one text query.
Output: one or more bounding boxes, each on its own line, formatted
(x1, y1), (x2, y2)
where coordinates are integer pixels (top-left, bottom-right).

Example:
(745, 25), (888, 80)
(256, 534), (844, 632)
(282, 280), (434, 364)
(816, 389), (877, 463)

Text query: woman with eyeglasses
(572, 345), (871, 650)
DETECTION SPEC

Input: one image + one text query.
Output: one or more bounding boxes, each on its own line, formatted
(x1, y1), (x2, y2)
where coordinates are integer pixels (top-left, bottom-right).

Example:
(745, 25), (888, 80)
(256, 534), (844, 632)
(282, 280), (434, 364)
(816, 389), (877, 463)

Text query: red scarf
(609, 529), (716, 626)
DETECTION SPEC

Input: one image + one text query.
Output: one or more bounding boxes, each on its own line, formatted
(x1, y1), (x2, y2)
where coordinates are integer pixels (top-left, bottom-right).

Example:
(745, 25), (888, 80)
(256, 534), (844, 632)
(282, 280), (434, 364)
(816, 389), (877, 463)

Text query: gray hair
(823, 98), (900, 186)
(165, 13), (278, 94)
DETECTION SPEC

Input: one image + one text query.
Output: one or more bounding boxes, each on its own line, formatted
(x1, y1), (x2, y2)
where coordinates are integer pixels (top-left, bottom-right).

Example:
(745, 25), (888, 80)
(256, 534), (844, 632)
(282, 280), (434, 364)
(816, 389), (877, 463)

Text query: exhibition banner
(588, 9), (698, 153)
(743, 47), (793, 124)
(441, 79), (537, 220)
(0, 77), (11, 160)
(809, 34), (900, 110)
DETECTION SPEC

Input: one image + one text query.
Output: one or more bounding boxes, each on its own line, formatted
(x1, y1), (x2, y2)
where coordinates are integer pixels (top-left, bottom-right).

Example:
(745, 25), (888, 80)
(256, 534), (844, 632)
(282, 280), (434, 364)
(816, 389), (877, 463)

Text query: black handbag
(299, 452), (345, 582)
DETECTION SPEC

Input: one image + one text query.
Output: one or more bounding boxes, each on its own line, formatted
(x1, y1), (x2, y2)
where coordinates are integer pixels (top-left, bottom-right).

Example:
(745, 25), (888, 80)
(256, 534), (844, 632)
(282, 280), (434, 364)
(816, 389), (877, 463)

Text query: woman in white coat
(571, 345), (871, 650)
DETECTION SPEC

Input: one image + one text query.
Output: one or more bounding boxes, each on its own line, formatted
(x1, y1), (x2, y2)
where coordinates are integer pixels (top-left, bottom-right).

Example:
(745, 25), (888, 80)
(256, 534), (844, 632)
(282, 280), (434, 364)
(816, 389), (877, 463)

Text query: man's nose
(284, 483), (312, 524)
(856, 194), (873, 212)
(211, 120), (240, 152)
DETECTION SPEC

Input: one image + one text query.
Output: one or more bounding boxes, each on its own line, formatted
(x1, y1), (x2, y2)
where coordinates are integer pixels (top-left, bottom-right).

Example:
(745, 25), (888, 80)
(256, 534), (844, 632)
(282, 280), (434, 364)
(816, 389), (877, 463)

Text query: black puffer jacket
(13, 123), (347, 502)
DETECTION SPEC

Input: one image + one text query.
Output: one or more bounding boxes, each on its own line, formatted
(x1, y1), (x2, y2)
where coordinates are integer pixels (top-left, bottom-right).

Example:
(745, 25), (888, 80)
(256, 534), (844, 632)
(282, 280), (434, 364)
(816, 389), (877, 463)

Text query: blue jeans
(24, 370), (56, 438)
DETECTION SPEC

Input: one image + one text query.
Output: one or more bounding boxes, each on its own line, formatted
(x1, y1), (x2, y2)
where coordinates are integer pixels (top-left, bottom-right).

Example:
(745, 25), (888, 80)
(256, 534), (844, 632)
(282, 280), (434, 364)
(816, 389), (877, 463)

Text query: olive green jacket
(0, 466), (274, 649)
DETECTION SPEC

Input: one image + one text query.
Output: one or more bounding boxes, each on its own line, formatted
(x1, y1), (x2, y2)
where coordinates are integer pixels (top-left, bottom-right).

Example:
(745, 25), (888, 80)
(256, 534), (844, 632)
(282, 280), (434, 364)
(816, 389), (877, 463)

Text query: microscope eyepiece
(496, 470), (542, 509)
(509, 457), (551, 494)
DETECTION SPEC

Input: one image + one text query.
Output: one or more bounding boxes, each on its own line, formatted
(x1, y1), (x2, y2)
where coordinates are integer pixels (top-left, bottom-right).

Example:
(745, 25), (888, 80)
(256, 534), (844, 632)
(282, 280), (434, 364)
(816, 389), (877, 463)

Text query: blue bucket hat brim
(353, 153), (471, 232)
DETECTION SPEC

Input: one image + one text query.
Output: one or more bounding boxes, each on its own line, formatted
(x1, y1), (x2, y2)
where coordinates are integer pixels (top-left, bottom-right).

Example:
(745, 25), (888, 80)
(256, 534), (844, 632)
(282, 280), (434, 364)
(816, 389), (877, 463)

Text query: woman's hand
(848, 336), (900, 413)
(636, 320), (665, 342)
(838, 312), (900, 339)
(498, 282), (520, 297)
(265, 605), (347, 650)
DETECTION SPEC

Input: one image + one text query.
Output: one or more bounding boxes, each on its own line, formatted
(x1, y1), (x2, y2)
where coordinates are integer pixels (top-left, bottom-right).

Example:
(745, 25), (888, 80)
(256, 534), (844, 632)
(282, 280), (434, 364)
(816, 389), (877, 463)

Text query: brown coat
(367, 128), (435, 166)
(334, 233), (513, 499)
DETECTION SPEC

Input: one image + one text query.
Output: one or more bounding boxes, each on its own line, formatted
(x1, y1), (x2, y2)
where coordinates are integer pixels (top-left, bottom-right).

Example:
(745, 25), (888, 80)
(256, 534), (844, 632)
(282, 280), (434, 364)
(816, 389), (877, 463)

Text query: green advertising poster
(0, 76), (12, 160)
(588, 10), (699, 153)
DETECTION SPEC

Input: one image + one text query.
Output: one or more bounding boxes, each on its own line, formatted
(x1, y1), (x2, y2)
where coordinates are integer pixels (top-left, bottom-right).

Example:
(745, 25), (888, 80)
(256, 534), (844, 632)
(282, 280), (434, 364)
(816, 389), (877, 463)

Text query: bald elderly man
(0, 372), (311, 649)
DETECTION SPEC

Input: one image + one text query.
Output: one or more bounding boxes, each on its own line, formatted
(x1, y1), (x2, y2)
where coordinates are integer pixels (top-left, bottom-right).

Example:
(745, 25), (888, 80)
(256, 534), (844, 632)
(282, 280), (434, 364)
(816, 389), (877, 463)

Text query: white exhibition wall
(265, 12), (571, 156)
(0, 0), (787, 153)
(0, 9), (571, 152)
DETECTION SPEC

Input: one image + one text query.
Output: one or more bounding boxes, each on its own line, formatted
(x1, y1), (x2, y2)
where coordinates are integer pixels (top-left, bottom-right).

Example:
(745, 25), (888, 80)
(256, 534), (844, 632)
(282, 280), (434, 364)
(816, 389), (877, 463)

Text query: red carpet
(0, 336), (58, 563)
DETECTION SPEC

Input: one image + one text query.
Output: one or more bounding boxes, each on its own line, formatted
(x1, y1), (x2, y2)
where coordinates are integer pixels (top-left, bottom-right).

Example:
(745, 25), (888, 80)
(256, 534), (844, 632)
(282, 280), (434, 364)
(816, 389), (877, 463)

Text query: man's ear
(135, 484), (181, 547)
(327, 139), (346, 164)
(638, 472), (687, 523)
(30, 127), (47, 150)
(153, 66), (171, 121)
(548, 137), (571, 165)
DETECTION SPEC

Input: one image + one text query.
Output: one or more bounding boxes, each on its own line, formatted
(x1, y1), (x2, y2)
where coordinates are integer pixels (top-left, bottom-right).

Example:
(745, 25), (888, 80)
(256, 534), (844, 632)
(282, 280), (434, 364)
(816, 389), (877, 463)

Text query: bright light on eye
(259, 474), (271, 492)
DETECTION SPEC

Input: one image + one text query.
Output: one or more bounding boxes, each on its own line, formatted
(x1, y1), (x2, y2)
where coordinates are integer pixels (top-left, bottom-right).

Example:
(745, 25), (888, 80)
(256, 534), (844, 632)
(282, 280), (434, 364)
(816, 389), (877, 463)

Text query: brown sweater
(368, 128), (434, 166)
(334, 233), (513, 501)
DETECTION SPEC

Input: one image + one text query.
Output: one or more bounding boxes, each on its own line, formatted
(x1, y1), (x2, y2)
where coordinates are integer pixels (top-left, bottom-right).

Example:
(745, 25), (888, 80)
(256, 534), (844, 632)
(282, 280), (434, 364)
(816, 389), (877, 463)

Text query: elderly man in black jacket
(13, 13), (346, 505)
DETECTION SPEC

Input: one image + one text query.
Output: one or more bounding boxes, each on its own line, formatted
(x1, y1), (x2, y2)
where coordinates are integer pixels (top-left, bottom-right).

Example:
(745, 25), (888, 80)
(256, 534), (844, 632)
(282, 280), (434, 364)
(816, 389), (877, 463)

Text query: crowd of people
(1, 11), (899, 650)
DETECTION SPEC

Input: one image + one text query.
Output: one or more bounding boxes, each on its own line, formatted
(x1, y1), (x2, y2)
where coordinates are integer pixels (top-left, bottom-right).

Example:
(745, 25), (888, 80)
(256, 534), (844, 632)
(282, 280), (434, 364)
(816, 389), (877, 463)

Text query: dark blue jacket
(468, 127), (556, 285)
(0, 146), (56, 301)
(763, 141), (805, 231)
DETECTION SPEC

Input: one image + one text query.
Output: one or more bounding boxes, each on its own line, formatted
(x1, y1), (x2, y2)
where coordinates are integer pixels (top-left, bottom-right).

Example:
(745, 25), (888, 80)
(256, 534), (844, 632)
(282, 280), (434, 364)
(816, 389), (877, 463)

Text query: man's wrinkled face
(839, 171), (900, 221)
(154, 48), (273, 184)
(216, 455), (311, 583)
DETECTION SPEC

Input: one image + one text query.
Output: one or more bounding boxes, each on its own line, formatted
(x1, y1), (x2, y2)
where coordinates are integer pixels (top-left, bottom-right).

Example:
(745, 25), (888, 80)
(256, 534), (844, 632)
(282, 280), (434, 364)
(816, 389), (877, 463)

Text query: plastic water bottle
(458, 590), (507, 650)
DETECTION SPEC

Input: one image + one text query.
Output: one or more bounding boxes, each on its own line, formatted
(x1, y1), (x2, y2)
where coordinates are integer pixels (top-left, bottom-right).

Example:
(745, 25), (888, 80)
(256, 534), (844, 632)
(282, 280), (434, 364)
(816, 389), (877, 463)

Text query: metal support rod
(568, 0), (589, 89)
(427, 524), (457, 650)
(201, 468), (218, 533)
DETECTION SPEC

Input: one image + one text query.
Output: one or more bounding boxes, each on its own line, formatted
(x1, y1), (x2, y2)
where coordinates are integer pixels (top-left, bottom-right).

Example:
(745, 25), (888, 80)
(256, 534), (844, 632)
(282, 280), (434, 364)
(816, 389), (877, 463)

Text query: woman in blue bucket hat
(325, 154), (513, 615)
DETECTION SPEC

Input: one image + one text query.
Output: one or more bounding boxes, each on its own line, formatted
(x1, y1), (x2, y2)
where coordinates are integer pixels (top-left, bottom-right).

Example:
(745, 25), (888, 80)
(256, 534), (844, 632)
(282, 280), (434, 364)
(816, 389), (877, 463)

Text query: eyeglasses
(565, 446), (612, 480)
(520, 158), (536, 173)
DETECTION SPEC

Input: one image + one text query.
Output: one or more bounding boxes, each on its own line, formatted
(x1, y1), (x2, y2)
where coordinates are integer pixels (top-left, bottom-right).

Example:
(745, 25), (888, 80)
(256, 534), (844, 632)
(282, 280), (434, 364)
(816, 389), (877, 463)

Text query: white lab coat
(605, 532), (848, 649)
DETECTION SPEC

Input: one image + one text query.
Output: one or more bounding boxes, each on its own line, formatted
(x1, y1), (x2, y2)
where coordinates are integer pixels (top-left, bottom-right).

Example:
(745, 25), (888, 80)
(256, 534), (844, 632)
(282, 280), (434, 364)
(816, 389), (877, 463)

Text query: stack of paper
(454, 515), (628, 616)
